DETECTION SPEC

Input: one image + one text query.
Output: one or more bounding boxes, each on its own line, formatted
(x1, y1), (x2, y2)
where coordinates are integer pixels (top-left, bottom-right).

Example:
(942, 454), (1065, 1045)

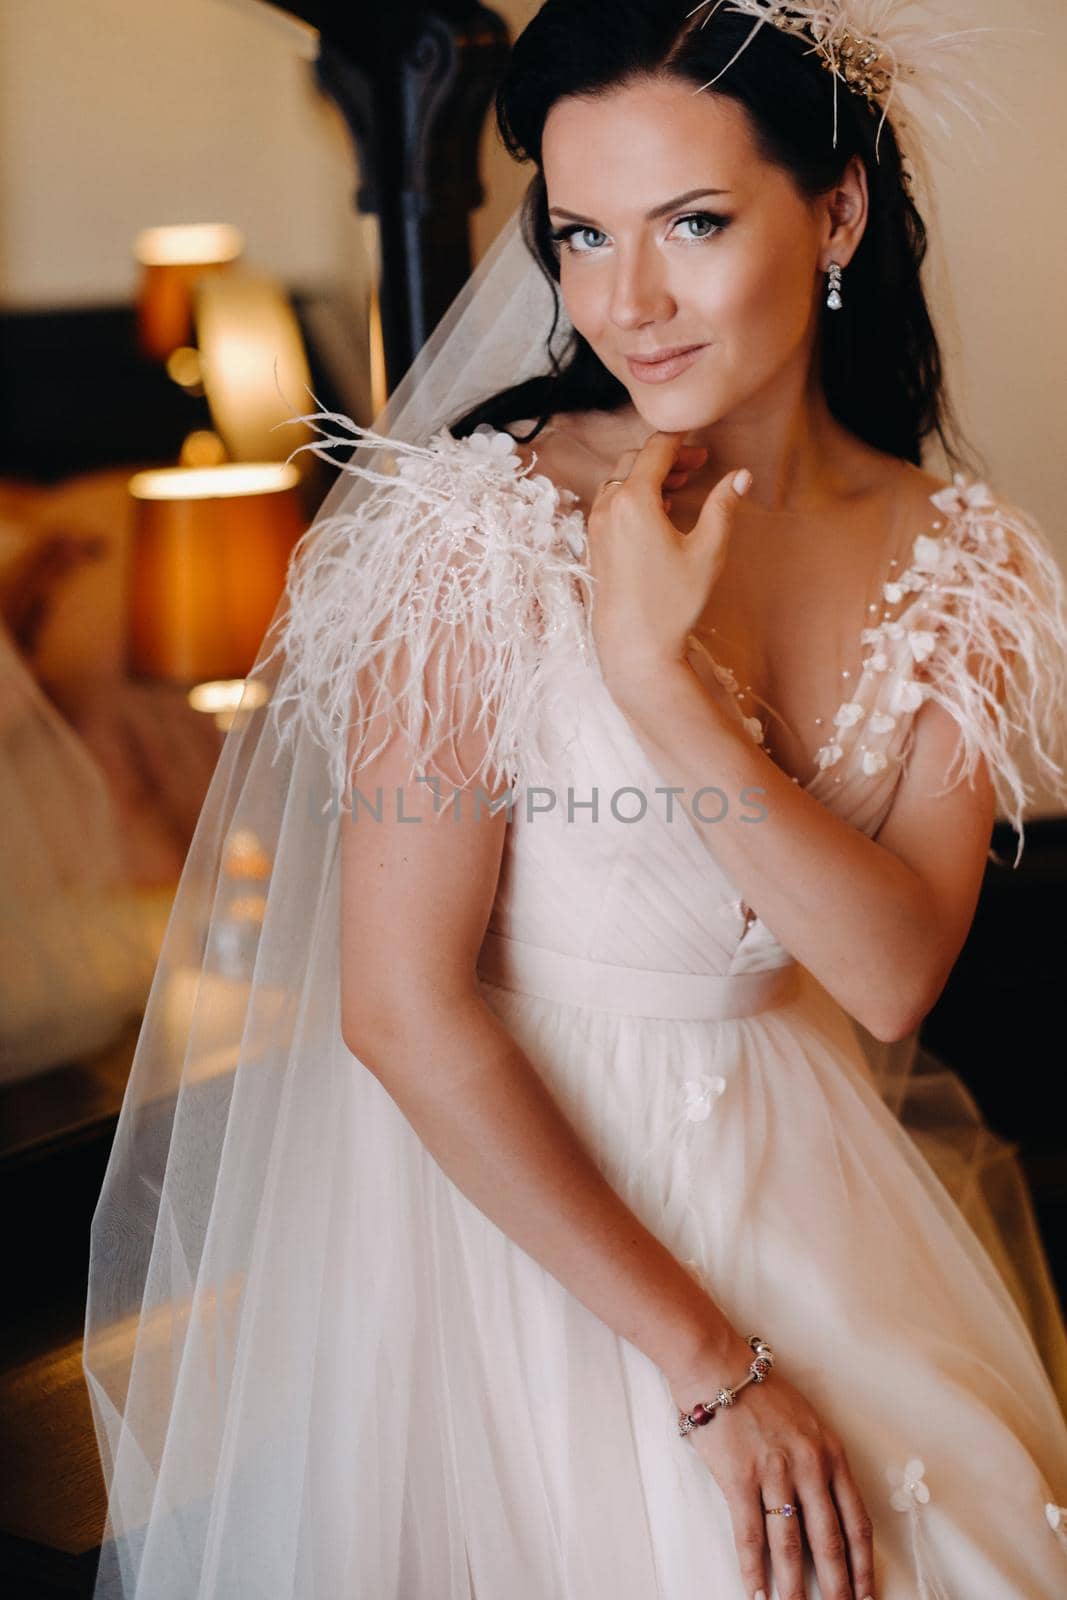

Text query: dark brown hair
(450, 0), (966, 468)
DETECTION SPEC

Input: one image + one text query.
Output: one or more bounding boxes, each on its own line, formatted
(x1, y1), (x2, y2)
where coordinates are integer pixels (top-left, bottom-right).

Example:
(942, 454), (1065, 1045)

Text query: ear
(820, 154), (868, 271)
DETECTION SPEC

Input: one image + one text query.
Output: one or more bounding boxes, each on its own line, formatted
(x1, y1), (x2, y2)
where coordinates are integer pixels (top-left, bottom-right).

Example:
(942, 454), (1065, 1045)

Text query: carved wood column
(307, 2), (510, 389)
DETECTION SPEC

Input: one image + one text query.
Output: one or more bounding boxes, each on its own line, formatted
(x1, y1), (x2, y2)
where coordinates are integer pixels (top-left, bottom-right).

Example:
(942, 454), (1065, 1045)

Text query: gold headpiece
(768, 12), (895, 105)
(686, 1), (995, 157)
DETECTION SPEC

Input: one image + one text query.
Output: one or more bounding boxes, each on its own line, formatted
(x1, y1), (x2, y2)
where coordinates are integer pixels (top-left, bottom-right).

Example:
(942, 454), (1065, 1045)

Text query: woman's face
(541, 75), (836, 435)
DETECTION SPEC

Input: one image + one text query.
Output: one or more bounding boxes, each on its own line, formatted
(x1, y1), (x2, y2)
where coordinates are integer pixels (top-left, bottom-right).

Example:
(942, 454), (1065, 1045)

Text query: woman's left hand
(585, 430), (751, 691)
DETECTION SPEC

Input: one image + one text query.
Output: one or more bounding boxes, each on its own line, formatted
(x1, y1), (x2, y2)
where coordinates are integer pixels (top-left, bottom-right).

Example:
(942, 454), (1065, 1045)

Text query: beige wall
(917, 0), (1067, 534)
(3, 0), (1064, 806)
(0, 0), (355, 303)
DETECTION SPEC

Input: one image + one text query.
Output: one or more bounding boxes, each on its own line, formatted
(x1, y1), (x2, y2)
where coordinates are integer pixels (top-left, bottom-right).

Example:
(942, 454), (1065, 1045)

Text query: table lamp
(126, 462), (305, 701)
(133, 223), (244, 363)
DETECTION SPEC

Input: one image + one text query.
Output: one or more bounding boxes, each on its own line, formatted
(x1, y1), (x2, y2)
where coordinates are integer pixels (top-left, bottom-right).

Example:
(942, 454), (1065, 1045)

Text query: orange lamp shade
(133, 224), (244, 363)
(127, 463), (305, 685)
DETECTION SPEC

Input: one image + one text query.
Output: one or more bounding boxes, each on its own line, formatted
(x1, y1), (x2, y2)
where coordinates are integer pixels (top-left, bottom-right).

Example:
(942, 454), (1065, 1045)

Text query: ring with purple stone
(764, 1502), (799, 1518)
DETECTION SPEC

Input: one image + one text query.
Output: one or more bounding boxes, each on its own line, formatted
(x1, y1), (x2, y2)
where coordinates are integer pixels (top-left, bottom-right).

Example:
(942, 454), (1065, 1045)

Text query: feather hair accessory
(685, 1), (1005, 158)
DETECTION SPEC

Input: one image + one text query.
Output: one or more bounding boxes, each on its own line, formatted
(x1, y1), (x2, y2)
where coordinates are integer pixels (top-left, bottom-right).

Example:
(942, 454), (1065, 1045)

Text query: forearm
(611, 659), (936, 1039)
(350, 991), (745, 1382)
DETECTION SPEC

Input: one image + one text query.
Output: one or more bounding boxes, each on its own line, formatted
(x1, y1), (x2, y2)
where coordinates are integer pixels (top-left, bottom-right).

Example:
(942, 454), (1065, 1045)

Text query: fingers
(699, 464), (752, 516)
(829, 1452), (877, 1600)
(762, 1450), (807, 1600)
(604, 436), (749, 508)
(792, 1444), (855, 1600)
(597, 435), (752, 553)
(614, 433), (706, 497)
(724, 1483), (769, 1600)
(688, 463), (752, 561)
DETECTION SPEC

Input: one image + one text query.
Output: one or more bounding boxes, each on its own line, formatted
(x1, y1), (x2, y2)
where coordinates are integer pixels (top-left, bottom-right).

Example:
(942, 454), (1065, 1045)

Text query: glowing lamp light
(133, 223), (245, 361)
(127, 462), (304, 686)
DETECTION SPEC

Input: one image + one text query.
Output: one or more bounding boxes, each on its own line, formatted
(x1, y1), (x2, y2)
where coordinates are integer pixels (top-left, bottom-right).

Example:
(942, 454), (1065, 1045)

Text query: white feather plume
(263, 412), (594, 812)
(893, 480), (1067, 867)
(262, 414), (1067, 866)
(686, 0), (1009, 157)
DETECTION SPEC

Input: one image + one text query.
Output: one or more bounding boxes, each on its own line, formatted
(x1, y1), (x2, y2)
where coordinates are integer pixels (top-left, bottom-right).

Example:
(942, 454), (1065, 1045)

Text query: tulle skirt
(86, 956), (1067, 1598)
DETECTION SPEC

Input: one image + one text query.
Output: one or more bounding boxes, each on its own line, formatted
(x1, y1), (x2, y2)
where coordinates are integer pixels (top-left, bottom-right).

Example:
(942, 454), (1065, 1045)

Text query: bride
(84, 3), (1067, 1597)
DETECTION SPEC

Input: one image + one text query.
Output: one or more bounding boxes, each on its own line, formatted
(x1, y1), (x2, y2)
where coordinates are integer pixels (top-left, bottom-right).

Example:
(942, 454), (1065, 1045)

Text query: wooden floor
(0, 1335), (106, 1594)
(0, 1019), (140, 1596)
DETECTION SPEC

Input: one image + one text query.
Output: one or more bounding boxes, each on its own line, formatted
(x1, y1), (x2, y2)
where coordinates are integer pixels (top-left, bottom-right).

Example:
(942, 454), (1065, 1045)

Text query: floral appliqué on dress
(682, 1074), (727, 1122)
(809, 475), (1067, 864)
(886, 1456), (951, 1599)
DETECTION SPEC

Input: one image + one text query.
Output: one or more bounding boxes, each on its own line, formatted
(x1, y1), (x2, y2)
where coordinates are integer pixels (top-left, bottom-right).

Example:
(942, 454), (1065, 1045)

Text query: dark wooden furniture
(287, 2), (510, 387)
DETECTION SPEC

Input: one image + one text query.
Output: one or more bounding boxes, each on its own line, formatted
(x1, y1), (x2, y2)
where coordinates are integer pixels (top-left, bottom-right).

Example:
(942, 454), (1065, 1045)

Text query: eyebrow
(547, 187), (732, 225)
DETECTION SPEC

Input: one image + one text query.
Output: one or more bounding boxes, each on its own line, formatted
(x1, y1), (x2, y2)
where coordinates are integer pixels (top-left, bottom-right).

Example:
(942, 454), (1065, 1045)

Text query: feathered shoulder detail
(265, 412), (594, 810)
(895, 476), (1067, 865)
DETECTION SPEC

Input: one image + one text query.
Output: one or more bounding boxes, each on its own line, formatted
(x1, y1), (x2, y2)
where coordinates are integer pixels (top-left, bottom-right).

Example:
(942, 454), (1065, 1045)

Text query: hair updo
(451, 0), (964, 468)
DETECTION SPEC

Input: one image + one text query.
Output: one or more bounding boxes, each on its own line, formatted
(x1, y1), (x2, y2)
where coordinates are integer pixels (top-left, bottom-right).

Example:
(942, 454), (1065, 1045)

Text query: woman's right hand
(668, 1334), (876, 1600)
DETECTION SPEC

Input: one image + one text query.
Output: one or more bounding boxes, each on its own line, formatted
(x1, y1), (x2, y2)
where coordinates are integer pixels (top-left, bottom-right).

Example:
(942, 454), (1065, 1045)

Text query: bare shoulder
(831, 445), (956, 569)
(888, 458), (954, 517)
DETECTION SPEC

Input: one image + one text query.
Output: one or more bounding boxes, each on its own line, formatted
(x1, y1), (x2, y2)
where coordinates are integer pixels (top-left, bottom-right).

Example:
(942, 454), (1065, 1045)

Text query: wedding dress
(84, 393), (1067, 1597)
(78, 119), (1067, 1591)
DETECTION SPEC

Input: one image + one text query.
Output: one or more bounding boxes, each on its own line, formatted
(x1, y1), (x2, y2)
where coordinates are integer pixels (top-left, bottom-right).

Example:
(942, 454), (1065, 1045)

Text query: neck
(650, 362), (859, 515)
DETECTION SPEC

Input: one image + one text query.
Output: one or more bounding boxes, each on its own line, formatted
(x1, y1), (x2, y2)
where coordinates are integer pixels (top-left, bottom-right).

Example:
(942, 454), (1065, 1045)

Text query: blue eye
(548, 211), (729, 257)
(674, 212), (725, 241)
(548, 224), (608, 256)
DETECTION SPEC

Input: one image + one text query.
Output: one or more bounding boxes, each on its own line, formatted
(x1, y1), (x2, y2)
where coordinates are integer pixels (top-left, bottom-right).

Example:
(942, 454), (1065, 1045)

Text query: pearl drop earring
(826, 261), (844, 312)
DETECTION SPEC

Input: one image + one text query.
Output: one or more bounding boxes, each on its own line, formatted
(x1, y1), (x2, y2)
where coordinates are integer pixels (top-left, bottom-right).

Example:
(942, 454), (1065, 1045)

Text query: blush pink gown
(84, 421), (1067, 1599)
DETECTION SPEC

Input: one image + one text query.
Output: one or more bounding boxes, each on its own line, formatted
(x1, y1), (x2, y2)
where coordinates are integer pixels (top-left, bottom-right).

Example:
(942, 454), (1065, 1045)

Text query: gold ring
(764, 1503), (798, 1517)
(600, 477), (626, 490)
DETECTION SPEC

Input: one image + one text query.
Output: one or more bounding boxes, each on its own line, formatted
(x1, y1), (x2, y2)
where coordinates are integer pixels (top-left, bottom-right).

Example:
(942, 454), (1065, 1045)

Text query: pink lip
(625, 344), (707, 383)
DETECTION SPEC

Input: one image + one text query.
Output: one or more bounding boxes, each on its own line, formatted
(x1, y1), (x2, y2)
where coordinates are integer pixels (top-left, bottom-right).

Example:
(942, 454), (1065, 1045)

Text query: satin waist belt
(476, 931), (799, 1021)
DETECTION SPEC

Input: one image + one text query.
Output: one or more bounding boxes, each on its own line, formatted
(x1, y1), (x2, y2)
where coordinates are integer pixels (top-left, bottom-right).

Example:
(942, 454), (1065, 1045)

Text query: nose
(607, 238), (676, 330)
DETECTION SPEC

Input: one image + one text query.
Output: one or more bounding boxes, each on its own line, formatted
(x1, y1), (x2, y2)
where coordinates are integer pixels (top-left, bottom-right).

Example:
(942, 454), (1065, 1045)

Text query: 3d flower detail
(908, 630), (937, 662)
(930, 474), (996, 518)
(562, 518), (588, 559)
(468, 424), (521, 462)
(861, 749), (888, 775)
(816, 742), (844, 769)
(891, 678), (927, 714)
(887, 1458), (930, 1512)
(713, 663), (739, 691)
(911, 534), (945, 571)
(883, 581), (906, 604)
(869, 711), (897, 734)
(743, 715), (765, 742)
(682, 1075), (727, 1122)
(833, 701), (865, 729)
(983, 521), (1011, 557)
(523, 472), (561, 511)
(867, 651), (890, 672)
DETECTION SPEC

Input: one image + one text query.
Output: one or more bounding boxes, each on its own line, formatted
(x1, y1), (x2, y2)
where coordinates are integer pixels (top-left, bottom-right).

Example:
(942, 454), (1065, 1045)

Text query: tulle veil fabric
(0, 625), (165, 1079)
(82, 194), (1067, 1599)
(82, 204), (574, 1597)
